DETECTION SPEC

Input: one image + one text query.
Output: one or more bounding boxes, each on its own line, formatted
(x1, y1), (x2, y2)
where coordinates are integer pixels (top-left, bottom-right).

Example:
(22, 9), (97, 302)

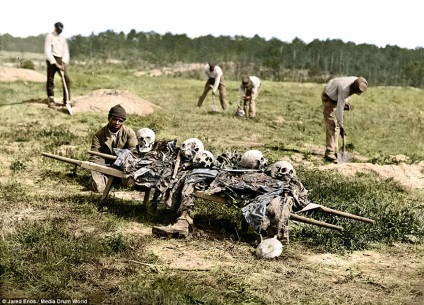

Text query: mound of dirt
(0, 67), (45, 82)
(71, 89), (157, 116)
(320, 161), (424, 189)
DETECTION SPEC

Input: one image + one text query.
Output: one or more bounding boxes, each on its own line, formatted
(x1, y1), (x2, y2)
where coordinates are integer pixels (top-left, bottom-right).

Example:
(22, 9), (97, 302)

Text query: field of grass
(0, 61), (424, 304)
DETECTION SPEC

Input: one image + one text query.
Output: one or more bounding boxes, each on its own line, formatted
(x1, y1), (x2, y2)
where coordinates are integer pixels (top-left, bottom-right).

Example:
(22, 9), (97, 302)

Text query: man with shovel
(44, 22), (71, 108)
(321, 76), (368, 162)
(197, 62), (228, 110)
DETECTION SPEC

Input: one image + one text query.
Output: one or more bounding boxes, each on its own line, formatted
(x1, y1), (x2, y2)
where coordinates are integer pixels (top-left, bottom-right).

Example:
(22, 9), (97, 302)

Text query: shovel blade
(337, 151), (349, 163)
(66, 103), (74, 115)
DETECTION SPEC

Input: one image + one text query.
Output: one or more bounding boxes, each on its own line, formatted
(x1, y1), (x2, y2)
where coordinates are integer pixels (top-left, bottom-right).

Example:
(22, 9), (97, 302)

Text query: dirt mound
(71, 89), (157, 116)
(320, 161), (424, 189)
(0, 67), (45, 82)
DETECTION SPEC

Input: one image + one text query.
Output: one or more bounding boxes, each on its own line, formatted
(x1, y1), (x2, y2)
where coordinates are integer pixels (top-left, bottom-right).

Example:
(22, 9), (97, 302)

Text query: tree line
(1, 30), (424, 87)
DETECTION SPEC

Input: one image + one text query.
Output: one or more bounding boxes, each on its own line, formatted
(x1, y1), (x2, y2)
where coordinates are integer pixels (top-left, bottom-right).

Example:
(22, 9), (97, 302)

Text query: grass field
(0, 61), (424, 304)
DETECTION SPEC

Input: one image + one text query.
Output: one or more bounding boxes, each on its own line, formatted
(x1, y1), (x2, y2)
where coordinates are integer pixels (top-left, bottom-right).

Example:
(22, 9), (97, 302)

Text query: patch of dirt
(30, 89), (158, 116)
(135, 63), (204, 77)
(320, 161), (424, 189)
(71, 89), (157, 116)
(281, 145), (424, 190)
(0, 67), (45, 82)
(0, 207), (49, 235)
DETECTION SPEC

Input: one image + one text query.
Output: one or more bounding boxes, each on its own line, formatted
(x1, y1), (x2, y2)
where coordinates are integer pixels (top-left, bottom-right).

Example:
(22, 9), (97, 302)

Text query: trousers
(321, 91), (340, 156)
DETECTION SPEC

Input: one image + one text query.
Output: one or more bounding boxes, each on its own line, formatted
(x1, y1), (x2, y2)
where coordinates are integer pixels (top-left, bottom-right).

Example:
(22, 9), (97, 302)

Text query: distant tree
(3, 31), (424, 88)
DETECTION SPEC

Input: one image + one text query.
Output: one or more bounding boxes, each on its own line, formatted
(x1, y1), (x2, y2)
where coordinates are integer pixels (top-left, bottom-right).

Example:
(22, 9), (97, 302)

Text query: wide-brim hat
(356, 77), (368, 92)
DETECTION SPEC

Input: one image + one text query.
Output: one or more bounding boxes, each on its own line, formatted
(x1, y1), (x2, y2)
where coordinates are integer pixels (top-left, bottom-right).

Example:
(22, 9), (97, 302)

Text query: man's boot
(152, 215), (193, 238)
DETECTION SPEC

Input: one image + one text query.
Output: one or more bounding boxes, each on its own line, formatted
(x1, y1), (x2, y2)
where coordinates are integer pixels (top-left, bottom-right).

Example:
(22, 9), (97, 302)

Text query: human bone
(238, 149), (268, 169)
(181, 138), (204, 160)
(193, 150), (215, 168)
(255, 236), (283, 259)
(136, 128), (155, 153)
(236, 107), (245, 117)
(269, 160), (295, 180)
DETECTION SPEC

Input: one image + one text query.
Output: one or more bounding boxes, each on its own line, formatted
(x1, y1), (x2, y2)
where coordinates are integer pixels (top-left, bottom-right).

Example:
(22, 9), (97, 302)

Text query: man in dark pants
(44, 22), (71, 107)
(197, 62), (228, 110)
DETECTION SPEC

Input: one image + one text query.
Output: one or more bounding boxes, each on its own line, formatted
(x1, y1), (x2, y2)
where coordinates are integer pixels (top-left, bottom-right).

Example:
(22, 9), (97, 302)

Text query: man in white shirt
(197, 62), (228, 110)
(321, 76), (368, 161)
(239, 76), (261, 118)
(44, 22), (71, 107)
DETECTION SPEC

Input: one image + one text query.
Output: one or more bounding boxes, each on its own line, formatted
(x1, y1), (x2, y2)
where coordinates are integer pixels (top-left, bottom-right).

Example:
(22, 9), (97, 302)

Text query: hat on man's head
(355, 77), (368, 92)
(108, 104), (127, 120)
(208, 61), (216, 68)
(54, 22), (64, 30)
(242, 76), (252, 87)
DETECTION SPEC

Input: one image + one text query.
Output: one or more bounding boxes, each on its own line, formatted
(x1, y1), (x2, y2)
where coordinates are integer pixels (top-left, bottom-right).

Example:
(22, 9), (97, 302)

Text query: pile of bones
(113, 128), (311, 244)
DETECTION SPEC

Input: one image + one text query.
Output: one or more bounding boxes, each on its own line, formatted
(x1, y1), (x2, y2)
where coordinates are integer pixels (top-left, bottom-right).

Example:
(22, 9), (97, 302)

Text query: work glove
(344, 103), (351, 111)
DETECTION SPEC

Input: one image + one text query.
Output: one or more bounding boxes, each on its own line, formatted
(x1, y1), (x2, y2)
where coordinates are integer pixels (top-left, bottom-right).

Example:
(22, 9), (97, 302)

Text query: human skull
(193, 150), (215, 168)
(269, 160), (295, 180)
(136, 128), (155, 153)
(255, 236), (283, 259)
(181, 138), (204, 160)
(238, 149), (268, 169)
(236, 107), (245, 117)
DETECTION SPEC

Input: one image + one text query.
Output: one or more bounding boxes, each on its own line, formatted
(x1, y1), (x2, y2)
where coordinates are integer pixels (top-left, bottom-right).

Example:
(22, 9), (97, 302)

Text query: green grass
(0, 62), (424, 304)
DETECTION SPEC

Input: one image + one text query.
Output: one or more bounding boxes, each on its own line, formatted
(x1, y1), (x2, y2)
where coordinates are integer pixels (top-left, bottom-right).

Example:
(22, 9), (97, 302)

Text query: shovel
(208, 85), (219, 112)
(60, 69), (73, 115)
(337, 135), (349, 163)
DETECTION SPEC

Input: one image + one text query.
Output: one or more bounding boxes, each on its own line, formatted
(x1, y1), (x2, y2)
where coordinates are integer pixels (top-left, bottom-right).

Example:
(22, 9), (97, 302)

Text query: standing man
(44, 22), (71, 107)
(197, 62), (228, 110)
(321, 76), (368, 162)
(89, 104), (138, 193)
(238, 76), (261, 118)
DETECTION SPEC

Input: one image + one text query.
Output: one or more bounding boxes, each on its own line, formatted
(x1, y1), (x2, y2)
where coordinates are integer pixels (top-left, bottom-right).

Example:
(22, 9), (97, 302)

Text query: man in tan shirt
(321, 76), (368, 162)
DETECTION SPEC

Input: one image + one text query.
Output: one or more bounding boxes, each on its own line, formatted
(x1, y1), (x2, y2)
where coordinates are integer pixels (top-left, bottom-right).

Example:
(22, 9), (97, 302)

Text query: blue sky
(1, 0), (422, 49)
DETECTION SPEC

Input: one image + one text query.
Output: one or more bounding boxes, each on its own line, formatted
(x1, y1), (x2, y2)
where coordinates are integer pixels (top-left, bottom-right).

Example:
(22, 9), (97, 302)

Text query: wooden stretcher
(42, 152), (375, 232)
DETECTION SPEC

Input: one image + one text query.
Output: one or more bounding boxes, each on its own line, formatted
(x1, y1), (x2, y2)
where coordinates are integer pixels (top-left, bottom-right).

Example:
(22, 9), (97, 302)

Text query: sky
(1, 0), (422, 50)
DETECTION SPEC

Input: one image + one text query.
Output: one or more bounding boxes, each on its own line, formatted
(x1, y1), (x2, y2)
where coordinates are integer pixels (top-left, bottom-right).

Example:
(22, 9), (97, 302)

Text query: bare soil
(69, 89), (157, 116)
(0, 67), (45, 82)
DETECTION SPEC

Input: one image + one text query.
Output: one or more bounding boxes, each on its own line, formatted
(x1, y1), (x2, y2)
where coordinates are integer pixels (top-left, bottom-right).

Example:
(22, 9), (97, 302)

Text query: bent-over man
(239, 76), (261, 118)
(321, 76), (368, 162)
